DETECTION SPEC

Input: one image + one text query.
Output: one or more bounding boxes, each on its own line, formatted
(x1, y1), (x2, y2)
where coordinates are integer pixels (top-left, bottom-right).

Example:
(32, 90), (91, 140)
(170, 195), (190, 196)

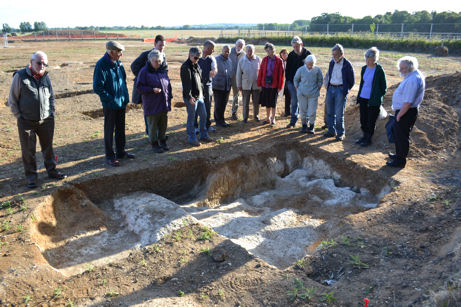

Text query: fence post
(327, 24), (329, 35)
(401, 23), (404, 37)
(68, 29), (70, 40)
(351, 23), (354, 34)
(376, 23), (379, 36)
(429, 23), (433, 39)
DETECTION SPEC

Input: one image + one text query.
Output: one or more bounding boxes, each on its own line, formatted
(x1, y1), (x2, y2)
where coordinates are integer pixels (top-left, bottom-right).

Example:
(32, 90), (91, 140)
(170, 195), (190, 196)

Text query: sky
(0, 0), (460, 28)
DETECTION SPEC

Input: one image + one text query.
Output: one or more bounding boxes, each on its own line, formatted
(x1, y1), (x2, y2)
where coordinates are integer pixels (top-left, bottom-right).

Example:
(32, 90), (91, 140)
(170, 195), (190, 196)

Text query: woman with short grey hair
(355, 46), (387, 147)
(236, 44), (261, 122)
(136, 49), (172, 153)
(293, 54), (323, 134)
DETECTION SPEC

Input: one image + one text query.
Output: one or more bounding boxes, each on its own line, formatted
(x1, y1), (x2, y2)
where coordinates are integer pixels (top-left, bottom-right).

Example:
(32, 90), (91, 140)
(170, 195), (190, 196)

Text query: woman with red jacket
(257, 43), (284, 126)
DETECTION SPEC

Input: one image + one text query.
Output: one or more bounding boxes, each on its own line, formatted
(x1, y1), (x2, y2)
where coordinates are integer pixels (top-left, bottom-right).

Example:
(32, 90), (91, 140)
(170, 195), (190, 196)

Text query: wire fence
(220, 23), (461, 40)
(2, 23), (461, 43)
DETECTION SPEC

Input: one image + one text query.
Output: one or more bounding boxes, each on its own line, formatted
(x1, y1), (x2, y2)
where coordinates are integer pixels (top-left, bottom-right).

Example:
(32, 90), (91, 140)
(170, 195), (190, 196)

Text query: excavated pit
(30, 146), (393, 275)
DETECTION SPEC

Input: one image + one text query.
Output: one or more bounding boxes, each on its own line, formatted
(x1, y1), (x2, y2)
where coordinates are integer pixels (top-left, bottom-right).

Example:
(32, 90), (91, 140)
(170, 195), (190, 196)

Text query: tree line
(2, 10), (461, 34)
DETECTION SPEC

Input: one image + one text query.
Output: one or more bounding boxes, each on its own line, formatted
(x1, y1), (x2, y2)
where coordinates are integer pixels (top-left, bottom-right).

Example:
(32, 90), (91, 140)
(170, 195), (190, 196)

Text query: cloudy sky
(0, 0), (459, 28)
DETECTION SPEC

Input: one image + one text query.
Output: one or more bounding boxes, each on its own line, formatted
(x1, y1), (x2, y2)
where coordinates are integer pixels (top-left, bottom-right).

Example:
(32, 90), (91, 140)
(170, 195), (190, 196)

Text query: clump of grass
(200, 248), (211, 256)
(321, 291), (337, 304)
(286, 278), (316, 302)
(198, 226), (215, 241)
(295, 258), (310, 269)
(1, 221), (11, 232)
(23, 295), (33, 303)
(177, 290), (185, 297)
(348, 255), (369, 269)
(319, 239), (337, 249)
(105, 290), (120, 298)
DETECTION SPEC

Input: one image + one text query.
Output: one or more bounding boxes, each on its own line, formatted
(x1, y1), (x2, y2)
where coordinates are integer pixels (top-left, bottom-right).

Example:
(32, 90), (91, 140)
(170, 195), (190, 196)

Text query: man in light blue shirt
(387, 56), (425, 168)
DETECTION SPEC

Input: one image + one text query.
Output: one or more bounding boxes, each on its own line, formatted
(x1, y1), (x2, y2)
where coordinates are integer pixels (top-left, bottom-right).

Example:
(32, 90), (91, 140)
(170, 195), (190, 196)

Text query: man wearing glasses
(8, 51), (66, 188)
(180, 47), (212, 146)
(93, 41), (134, 167)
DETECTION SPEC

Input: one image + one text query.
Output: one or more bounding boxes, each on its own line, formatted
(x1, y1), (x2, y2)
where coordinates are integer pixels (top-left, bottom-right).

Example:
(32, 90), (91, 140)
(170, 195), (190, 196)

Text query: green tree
(19, 22), (33, 33)
(2, 23), (11, 34)
(33, 21), (47, 32)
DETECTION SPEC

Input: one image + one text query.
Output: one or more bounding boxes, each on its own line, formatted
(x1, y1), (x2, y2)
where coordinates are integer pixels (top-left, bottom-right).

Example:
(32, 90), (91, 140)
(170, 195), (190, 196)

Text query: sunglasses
(35, 61), (49, 67)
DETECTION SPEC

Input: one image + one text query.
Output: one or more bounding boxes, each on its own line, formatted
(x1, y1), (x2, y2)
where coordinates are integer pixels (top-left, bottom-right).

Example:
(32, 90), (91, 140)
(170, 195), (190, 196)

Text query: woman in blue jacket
(136, 50), (172, 153)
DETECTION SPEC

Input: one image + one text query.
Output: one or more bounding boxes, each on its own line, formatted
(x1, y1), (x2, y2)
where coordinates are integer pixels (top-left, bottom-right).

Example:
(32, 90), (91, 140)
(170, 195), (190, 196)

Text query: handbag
(385, 114), (396, 143)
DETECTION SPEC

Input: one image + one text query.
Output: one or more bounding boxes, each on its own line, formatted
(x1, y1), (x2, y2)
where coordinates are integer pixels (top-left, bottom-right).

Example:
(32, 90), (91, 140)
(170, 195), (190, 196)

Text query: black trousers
(195, 84), (212, 129)
(284, 83), (291, 116)
(358, 97), (380, 141)
(393, 108), (418, 162)
(214, 89), (230, 125)
(17, 117), (57, 182)
(103, 107), (126, 159)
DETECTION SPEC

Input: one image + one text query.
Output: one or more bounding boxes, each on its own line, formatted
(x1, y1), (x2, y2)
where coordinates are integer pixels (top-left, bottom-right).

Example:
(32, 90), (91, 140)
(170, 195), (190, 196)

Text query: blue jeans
(185, 98), (208, 142)
(287, 81), (299, 125)
(326, 86), (347, 136)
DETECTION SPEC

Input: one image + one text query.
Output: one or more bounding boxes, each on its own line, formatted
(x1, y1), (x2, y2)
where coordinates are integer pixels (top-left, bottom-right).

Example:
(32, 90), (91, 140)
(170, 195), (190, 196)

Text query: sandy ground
(0, 40), (460, 306)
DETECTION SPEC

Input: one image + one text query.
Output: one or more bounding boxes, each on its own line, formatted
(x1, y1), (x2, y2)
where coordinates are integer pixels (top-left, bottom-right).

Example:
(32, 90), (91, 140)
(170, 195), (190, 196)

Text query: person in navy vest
(93, 41), (133, 167)
(136, 50), (172, 153)
(196, 40), (217, 132)
(387, 56), (425, 168)
(213, 45), (233, 127)
(8, 51), (66, 188)
(324, 44), (355, 141)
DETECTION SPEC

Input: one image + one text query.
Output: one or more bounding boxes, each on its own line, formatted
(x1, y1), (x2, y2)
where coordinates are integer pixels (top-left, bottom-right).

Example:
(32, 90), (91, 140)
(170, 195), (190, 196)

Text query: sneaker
(270, 118), (276, 126)
(106, 158), (120, 167)
(152, 143), (164, 153)
(286, 123), (295, 128)
(301, 124), (308, 133)
(336, 134), (345, 141)
(261, 119), (270, 125)
(199, 136), (213, 143)
(27, 181), (38, 189)
(254, 115), (260, 122)
(48, 171), (67, 180)
(189, 140), (200, 147)
(355, 137), (365, 144)
(159, 140), (169, 151)
(308, 124), (315, 134)
(321, 124), (328, 130)
(388, 152), (397, 159)
(360, 139), (371, 147)
(116, 152), (135, 159)
(231, 113), (238, 120)
(386, 159), (406, 168)
(324, 132), (336, 138)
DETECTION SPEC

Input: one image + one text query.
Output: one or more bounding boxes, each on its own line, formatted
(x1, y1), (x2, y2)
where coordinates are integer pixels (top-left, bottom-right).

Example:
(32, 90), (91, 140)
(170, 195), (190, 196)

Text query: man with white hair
(285, 36), (311, 128)
(229, 39), (246, 120)
(8, 51), (66, 188)
(387, 56), (425, 168)
(213, 45), (233, 127)
(93, 41), (133, 167)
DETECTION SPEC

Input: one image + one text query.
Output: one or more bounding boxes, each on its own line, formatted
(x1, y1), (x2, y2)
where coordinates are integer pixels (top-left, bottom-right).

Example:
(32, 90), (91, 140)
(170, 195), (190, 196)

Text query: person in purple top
(136, 50), (172, 153)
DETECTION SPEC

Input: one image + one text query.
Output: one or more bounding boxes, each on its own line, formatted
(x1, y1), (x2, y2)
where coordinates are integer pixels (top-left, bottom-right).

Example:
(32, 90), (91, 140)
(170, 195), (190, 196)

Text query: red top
(257, 55), (284, 91)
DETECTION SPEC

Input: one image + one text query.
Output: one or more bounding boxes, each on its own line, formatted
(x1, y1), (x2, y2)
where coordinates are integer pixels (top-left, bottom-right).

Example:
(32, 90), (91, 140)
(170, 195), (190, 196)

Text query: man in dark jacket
(196, 40), (217, 132)
(285, 36), (311, 128)
(180, 47), (212, 146)
(213, 45), (233, 127)
(8, 51), (66, 188)
(93, 41), (134, 167)
(131, 35), (168, 136)
(324, 44), (355, 141)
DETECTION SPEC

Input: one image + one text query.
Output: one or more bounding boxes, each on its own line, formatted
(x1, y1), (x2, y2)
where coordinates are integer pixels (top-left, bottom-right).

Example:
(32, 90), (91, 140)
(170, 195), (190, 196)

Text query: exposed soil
(0, 41), (460, 306)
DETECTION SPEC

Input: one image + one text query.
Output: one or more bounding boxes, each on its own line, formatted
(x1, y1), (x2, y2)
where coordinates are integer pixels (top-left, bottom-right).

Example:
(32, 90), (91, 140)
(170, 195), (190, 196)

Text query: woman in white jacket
(293, 54), (323, 134)
(236, 44), (261, 123)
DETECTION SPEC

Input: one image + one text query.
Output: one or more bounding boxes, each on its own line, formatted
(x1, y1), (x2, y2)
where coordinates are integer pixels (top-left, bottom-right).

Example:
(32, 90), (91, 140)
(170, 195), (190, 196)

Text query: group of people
(7, 35), (425, 188)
